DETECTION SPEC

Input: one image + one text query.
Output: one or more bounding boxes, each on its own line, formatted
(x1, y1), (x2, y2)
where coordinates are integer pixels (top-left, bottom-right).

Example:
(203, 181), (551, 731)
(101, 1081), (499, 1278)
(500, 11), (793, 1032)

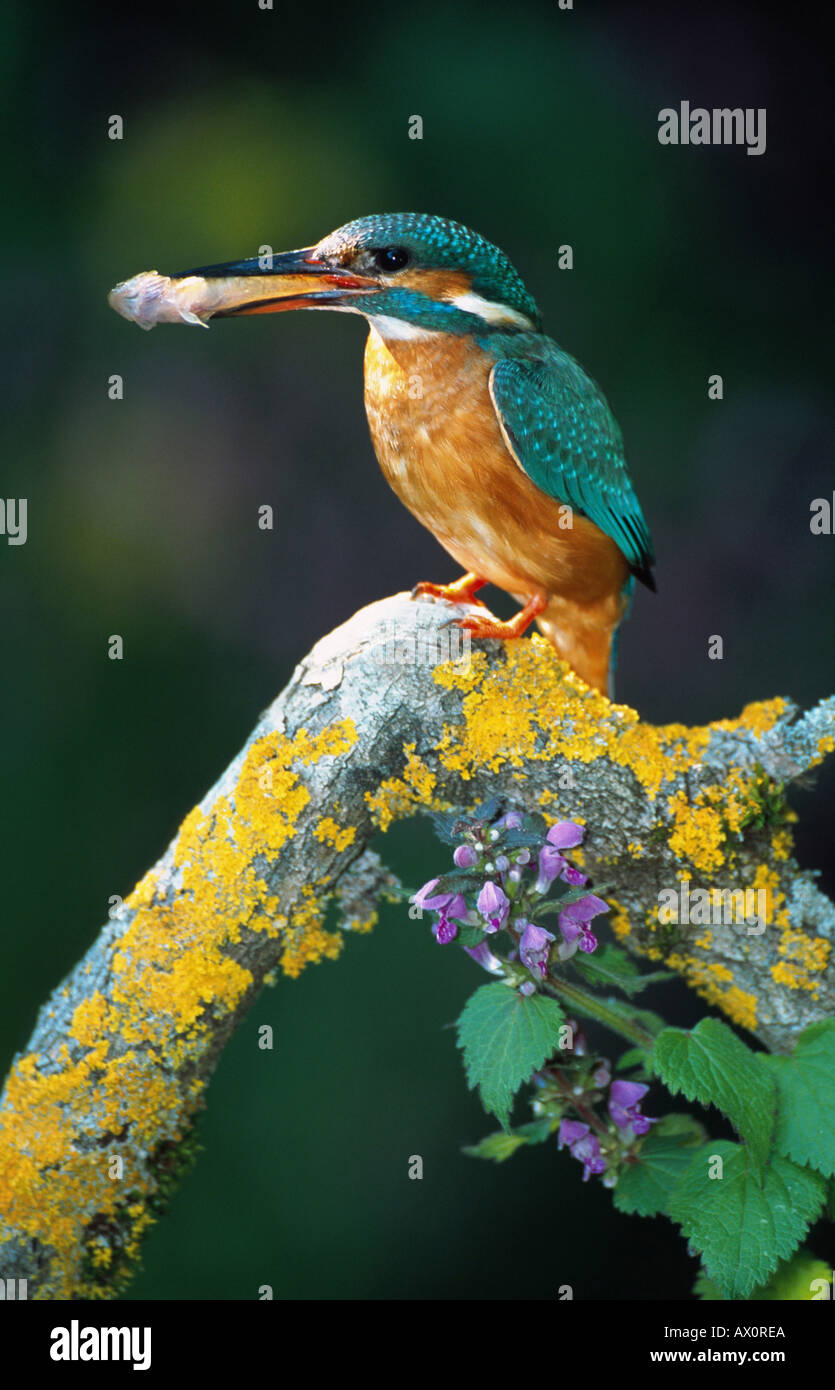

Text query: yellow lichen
(770, 927), (830, 995)
(811, 733), (835, 767)
(428, 642), (779, 805)
(279, 882), (343, 978)
(69, 991), (110, 1048)
(665, 952), (757, 1030)
(364, 742), (442, 831)
(345, 910), (378, 934)
(751, 863), (785, 927)
(701, 768), (771, 836)
(0, 716), (358, 1297)
(719, 986), (758, 1031)
(314, 817), (357, 853)
(607, 898), (632, 940)
(667, 792), (726, 875)
(711, 697), (787, 736)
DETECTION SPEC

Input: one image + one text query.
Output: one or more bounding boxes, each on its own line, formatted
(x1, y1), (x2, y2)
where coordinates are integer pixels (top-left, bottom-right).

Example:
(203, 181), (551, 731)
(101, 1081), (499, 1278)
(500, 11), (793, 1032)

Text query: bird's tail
(534, 579), (635, 699)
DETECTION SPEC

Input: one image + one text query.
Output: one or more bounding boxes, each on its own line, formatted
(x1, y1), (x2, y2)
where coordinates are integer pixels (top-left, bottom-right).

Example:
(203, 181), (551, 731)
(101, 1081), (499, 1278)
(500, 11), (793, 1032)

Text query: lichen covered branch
(1, 592), (832, 1296)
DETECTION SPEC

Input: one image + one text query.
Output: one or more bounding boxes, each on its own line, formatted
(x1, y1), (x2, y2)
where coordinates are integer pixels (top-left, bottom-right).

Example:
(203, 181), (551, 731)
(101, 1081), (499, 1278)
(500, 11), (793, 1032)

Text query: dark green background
(2, 0), (832, 1298)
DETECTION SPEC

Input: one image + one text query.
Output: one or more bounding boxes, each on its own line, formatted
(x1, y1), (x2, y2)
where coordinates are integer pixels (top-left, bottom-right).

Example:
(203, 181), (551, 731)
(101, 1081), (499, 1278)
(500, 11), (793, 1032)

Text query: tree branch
(1, 592), (833, 1296)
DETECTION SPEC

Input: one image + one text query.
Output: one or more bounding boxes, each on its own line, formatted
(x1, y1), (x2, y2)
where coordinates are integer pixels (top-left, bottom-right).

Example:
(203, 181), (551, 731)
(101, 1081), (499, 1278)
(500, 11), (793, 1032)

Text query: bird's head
(169, 213), (542, 338)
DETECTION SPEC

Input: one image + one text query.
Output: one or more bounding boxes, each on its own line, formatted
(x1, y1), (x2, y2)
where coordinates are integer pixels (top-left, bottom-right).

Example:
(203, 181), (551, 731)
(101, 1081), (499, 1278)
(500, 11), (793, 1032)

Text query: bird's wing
(488, 351), (655, 587)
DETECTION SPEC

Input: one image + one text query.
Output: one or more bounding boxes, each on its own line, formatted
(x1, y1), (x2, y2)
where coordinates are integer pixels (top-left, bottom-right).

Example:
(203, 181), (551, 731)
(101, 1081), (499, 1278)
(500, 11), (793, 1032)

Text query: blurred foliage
(1, 0), (832, 1298)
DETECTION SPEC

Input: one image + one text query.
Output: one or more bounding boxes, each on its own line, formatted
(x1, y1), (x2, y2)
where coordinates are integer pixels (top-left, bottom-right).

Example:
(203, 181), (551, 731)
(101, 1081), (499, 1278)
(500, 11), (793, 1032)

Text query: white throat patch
(366, 314), (440, 341)
(446, 291), (534, 330)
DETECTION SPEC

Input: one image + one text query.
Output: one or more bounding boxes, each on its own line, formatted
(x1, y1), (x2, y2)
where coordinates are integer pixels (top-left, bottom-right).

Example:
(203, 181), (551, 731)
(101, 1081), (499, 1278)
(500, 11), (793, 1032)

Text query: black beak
(108, 246), (379, 329)
(170, 246), (379, 317)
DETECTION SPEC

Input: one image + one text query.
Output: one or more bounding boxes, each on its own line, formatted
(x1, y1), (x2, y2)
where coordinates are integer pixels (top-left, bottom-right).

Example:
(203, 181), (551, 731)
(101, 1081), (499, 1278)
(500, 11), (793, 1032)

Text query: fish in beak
(108, 247), (378, 330)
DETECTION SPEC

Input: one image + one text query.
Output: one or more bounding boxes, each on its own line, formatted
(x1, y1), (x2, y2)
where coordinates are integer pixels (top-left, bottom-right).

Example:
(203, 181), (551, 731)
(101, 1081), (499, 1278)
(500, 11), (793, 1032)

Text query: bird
(108, 213), (655, 694)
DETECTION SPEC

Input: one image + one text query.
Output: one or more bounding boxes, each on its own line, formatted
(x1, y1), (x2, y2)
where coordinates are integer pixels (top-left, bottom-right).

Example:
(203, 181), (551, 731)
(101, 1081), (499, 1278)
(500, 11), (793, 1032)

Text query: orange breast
(362, 326), (628, 612)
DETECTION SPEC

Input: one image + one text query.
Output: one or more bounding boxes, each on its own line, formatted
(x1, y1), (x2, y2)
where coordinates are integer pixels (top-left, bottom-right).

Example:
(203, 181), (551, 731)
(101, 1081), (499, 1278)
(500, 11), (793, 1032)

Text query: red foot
(452, 592), (547, 641)
(411, 572), (488, 606)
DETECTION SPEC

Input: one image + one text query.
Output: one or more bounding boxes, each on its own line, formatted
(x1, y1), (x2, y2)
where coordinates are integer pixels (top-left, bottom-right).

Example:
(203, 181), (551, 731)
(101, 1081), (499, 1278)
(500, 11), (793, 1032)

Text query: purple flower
(464, 940), (503, 973)
(608, 1081), (657, 1137)
(414, 878), (468, 919)
(572, 1133), (608, 1181)
(558, 1119), (607, 1181)
(557, 894), (609, 957)
(571, 893), (609, 918)
(415, 877), (469, 946)
(534, 823), (586, 894)
(415, 879), (468, 920)
(414, 876), (441, 908)
(518, 981), (536, 997)
(558, 1119), (589, 1150)
(558, 920), (598, 956)
(546, 821), (584, 849)
(497, 811), (523, 830)
(534, 843), (569, 894)
(477, 881), (510, 933)
(518, 920), (556, 978)
(453, 844), (479, 868)
(593, 1062), (612, 1088)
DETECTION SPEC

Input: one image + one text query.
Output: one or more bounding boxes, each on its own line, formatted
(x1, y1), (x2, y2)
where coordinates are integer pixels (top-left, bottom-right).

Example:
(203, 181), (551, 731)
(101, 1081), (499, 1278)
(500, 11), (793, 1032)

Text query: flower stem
(545, 1067), (610, 1136)
(542, 975), (657, 1051)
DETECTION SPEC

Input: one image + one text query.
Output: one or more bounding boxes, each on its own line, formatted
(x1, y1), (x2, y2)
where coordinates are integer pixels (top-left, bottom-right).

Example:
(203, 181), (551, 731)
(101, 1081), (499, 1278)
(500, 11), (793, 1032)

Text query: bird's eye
(373, 246), (411, 272)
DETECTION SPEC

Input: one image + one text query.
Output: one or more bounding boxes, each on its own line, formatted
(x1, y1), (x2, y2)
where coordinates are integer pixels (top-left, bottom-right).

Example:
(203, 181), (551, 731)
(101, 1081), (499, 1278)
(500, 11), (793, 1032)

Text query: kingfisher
(109, 213), (655, 694)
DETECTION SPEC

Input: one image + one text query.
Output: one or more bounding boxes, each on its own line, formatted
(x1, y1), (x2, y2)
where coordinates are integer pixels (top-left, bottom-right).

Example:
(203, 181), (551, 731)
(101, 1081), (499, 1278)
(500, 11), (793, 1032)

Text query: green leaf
(502, 821), (549, 849)
(457, 924), (488, 949)
(426, 810), (467, 845)
(613, 1114), (706, 1217)
(669, 1142), (826, 1299)
(692, 1261), (832, 1302)
(462, 1131), (527, 1163)
(426, 799), (512, 844)
(456, 982), (565, 1128)
(514, 1117), (554, 1144)
(652, 1018), (776, 1180)
(654, 1112), (708, 1140)
(533, 884), (610, 916)
(573, 944), (672, 996)
(693, 1269), (724, 1300)
(760, 1020), (835, 1178)
(429, 870), (480, 896)
(462, 1115), (554, 1162)
(616, 1047), (651, 1076)
(473, 796), (507, 824)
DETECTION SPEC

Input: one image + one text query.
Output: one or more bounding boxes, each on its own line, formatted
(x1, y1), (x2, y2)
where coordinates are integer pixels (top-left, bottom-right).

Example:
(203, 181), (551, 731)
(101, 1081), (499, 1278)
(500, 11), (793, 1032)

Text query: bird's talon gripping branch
(454, 592), (547, 641)
(411, 572), (488, 606)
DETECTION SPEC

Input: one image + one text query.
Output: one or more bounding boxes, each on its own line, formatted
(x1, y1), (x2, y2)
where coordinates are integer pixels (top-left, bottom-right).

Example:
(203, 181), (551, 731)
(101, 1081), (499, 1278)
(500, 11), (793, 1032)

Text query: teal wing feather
(488, 349), (655, 588)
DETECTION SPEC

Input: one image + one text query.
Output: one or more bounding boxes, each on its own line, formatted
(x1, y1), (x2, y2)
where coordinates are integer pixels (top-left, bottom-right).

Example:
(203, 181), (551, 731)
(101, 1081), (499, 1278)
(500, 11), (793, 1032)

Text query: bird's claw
(410, 575), (488, 606)
(449, 616), (519, 640)
(445, 598), (546, 641)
